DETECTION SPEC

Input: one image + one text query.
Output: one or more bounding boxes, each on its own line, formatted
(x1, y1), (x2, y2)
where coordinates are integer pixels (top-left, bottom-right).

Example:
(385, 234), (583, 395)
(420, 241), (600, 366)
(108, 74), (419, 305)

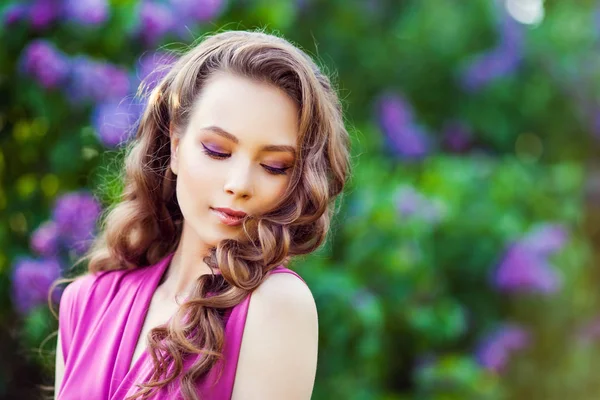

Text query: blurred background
(2, 0), (600, 399)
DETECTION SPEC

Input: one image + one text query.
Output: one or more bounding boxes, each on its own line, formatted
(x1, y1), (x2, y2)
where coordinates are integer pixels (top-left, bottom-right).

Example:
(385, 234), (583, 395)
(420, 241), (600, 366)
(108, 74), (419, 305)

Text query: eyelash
(201, 144), (291, 176)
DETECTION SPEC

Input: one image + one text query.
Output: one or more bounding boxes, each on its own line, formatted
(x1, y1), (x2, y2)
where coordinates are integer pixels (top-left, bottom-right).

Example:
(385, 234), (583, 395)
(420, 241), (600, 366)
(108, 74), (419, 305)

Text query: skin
(55, 71), (319, 399)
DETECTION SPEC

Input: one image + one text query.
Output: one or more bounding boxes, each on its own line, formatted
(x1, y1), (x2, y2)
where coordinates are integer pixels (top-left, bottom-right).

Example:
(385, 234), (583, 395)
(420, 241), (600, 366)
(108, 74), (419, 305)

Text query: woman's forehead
(186, 73), (300, 148)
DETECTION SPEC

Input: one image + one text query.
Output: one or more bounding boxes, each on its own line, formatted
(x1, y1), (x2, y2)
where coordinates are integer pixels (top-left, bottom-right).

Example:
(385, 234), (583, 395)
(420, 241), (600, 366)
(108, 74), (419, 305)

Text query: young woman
(53, 30), (350, 399)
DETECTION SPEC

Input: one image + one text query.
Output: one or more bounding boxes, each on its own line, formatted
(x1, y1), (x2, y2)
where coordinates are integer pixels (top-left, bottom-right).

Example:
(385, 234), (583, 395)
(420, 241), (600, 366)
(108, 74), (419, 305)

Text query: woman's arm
(54, 329), (65, 400)
(231, 273), (319, 400)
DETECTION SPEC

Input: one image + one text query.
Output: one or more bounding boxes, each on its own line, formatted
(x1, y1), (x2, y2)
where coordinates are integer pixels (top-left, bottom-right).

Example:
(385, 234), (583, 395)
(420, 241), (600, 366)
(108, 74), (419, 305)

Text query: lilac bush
(30, 221), (59, 257)
(521, 223), (569, 257)
(21, 191), (103, 317)
(28, 0), (61, 30)
(377, 93), (413, 133)
(19, 39), (170, 148)
(377, 93), (431, 160)
(475, 324), (530, 373)
(169, 0), (225, 23)
(460, 13), (524, 92)
(394, 185), (445, 224)
(395, 185), (422, 217)
(66, 56), (130, 104)
(134, 50), (178, 92)
(133, 0), (226, 45)
(460, 48), (521, 92)
(3, 3), (28, 25)
(92, 99), (144, 147)
(138, 2), (176, 46)
(493, 223), (569, 294)
(63, 0), (109, 25)
(52, 191), (102, 254)
(6, 0), (109, 29)
(20, 40), (70, 89)
(493, 242), (561, 294)
(11, 257), (61, 314)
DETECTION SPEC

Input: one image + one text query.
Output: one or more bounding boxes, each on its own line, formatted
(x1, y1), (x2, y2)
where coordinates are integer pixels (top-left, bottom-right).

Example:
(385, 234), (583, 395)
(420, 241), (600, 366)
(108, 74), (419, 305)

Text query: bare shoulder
(255, 271), (317, 310)
(231, 271), (319, 400)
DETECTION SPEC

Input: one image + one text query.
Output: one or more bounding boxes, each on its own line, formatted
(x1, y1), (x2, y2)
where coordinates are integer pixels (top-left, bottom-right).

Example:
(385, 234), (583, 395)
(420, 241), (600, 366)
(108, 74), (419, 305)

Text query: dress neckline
(116, 255), (291, 394)
(123, 252), (176, 379)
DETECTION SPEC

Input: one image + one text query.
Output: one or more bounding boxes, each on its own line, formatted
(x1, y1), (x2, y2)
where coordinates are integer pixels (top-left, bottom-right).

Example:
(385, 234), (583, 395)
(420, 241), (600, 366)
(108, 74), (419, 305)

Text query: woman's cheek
(260, 179), (289, 211)
(183, 154), (217, 185)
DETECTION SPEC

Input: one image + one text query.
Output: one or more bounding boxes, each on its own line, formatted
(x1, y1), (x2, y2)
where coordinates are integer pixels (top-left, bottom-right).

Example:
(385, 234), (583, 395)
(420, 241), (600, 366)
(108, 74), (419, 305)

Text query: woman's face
(170, 71), (299, 248)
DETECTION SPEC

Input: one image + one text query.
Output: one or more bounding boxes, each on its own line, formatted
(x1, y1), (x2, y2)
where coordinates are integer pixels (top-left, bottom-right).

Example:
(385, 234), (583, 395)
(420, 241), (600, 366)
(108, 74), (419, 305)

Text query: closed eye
(261, 164), (291, 175)
(201, 144), (229, 159)
(201, 143), (291, 176)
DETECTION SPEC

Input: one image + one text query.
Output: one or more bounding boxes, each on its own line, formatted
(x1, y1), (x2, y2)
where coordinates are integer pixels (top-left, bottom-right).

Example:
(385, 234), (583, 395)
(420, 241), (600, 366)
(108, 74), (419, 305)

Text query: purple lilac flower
(377, 94), (430, 160)
(494, 243), (561, 293)
(30, 221), (59, 257)
(52, 191), (102, 254)
(134, 51), (177, 93)
(4, 3), (28, 25)
(28, 0), (60, 30)
(63, 0), (109, 25)
(67, 56), (130, 104)
(100, 65), (131, 100)
(394, 185), (444, 224)
(169, 0), (225, 22)
(11, 257), (61, 314)
(390, 124), (430, 159)
(493, 243), (561, 294)
(139, 2), (176, 46)
(521, 223), (569, 257)
(378, 93), (413, 131)
(476, 324), (530, 373)
(67, 57), (106, 101)
(460, 48), (521, 92)
(92, 100), (143, 147)
(20, 40), (70, 89)
(395, 186), (422, 217)
(497, 10), (525, 54)
(442, 120), (473, 153)
(493, 223), (569, 294)
(460, 13), (524, 92)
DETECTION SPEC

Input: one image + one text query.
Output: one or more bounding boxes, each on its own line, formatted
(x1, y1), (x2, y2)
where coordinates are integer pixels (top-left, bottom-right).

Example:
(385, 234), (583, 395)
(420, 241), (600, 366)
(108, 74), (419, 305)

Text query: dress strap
(269, 265), (307, 284)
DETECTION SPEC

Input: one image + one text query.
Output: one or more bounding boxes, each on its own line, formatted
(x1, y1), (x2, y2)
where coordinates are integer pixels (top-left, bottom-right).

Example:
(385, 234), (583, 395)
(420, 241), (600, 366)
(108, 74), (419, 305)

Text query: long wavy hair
(56, 29), (350, 400)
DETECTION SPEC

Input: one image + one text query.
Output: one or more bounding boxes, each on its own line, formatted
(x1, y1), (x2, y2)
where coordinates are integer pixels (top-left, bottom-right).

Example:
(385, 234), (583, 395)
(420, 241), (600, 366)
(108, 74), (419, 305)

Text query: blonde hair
(57, 29), (350, 400)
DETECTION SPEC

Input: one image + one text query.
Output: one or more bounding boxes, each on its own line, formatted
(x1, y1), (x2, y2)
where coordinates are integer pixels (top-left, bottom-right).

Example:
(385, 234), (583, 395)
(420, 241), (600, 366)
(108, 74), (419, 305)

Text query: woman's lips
(210, 208), (244, 226)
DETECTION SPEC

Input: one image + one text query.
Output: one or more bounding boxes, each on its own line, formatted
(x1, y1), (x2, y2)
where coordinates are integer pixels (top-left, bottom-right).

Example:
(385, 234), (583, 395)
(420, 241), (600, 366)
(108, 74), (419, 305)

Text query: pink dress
(56, 252), (305, 399)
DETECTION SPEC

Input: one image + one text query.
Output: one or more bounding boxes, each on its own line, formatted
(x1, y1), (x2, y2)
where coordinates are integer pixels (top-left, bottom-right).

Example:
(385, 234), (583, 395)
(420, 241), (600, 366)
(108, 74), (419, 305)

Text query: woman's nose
(223, 163), (253, 199)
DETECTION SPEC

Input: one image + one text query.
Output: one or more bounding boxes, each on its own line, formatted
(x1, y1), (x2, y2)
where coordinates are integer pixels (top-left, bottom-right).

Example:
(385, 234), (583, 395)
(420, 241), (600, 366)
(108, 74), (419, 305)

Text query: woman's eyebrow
(201, 125), (297, 155)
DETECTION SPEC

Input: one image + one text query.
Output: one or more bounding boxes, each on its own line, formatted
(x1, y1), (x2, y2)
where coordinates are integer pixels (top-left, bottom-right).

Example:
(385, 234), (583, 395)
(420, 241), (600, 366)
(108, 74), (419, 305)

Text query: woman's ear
(170, 123), (180, 176)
